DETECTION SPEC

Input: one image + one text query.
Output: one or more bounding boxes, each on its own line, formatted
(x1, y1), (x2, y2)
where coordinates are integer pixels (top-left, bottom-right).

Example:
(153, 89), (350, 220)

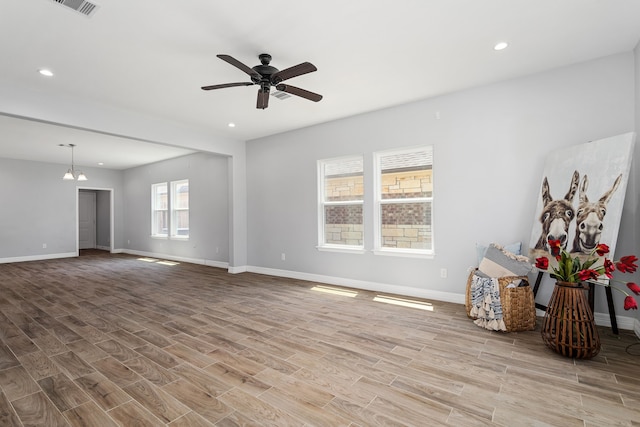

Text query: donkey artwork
(534, 170), (580, 253)
(571, 173), (622, 254)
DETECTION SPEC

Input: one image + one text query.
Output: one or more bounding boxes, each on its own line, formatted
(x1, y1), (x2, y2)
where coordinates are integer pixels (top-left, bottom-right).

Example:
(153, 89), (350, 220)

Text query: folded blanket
(469, 274), (506, 331)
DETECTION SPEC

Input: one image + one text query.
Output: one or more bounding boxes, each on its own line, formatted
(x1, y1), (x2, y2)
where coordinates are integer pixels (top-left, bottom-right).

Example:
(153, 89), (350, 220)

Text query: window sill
(150, 235), (189, 241)
(373, 249), (434, 259)
(316, 245), (366, 254)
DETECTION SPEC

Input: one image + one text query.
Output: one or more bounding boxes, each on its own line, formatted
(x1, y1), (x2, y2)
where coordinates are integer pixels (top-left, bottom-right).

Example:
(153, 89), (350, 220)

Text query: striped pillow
(478, 244), (532, 278)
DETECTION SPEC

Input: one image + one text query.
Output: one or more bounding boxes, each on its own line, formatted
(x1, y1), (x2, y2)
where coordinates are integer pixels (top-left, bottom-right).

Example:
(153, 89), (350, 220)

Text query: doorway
(78, 191), (96, 249)
(78, 188), (114, 254)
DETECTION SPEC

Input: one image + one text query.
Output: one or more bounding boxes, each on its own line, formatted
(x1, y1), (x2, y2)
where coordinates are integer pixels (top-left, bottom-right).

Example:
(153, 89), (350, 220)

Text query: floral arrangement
(535, 239), (639, 310)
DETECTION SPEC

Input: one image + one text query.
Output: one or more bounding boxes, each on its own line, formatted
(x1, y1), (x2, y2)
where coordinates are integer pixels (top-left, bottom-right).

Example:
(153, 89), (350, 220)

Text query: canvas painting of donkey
(529, 133), (635, 267)
(533, 170), (579, 252)
(571, 174), (622, 254)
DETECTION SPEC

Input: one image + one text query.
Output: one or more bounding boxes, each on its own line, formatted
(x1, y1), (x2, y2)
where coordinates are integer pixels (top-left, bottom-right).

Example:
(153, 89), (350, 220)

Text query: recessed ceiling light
(98, 162), (104, 166)
(38, 69), (54, 77)
(228, 122), (236, 128)
(494, 42), (509, 51)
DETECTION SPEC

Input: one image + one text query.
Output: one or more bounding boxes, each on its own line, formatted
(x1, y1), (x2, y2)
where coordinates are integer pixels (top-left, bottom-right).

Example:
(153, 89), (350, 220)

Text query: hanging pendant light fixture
(60, 143), (88, 181)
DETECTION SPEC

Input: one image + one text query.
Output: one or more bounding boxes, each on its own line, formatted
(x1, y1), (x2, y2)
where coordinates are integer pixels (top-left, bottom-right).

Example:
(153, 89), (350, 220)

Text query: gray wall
(0, 158), (123, 259)
(246, 52), (637, 320)
(618, 41), (640, 329)
(0, 151), (230, 265)
(0, 82), (248, 268)
(122, 152), (230, 264)
(0, 48), (637, 325)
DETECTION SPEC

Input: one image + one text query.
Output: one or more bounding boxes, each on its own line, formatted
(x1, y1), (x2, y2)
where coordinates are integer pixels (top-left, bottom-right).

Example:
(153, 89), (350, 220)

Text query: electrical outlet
(42, 243), (47, 249)
(281, 253), (286, 261)
(440, 268), (447, 278)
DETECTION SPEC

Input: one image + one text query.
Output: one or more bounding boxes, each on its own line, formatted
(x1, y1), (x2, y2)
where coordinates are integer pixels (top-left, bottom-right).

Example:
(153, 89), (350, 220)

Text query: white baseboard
(228, 265), (248, 274)
(4, 250), (638, 336)
(249, 266), (639, 332)
(0, 252), (77, 264)
(593, 311), (638, 332)
(247, 266), (465, 304)
(536, 309), (637, 332)
(120, 249), (229, 269)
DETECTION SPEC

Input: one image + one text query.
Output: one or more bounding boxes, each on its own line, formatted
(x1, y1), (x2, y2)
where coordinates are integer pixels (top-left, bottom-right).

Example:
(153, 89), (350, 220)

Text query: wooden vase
(541, 281), (601, 359)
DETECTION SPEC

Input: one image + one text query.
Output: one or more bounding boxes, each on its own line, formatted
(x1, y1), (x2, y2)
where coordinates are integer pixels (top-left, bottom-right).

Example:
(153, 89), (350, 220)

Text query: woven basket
(465, 269), (536, 332)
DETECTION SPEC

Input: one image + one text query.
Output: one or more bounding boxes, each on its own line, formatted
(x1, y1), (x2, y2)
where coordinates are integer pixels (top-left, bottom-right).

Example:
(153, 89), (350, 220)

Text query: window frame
(317, 155), (365, 253)
(151, 179), (189, 240)
(373, 146), (434, 258)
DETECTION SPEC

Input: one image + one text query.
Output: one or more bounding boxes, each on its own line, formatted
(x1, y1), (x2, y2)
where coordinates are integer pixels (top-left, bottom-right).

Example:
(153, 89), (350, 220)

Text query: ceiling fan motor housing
(251, 53), (279, 84)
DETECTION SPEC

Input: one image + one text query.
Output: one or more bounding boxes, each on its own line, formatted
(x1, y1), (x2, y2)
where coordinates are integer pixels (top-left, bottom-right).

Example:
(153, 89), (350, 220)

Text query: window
(171, 179), (189, 238)
(151, 179), (189, 238)
(374, 146), (433, 256)
(151, 183), (168, 237)
(318, 156), (364, 250)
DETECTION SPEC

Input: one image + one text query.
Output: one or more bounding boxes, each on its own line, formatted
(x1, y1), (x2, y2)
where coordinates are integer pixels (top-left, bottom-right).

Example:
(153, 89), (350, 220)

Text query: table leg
(605, 285), (619, 335)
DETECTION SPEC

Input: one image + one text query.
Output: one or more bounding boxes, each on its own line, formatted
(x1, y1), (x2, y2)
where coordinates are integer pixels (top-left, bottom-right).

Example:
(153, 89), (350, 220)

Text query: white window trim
(151, 179), (189, 240)
(317, 155), (365, 252)
(372, 247), (435, 258)
(373, 146), (434, 257)
(316, 245), (367, 254)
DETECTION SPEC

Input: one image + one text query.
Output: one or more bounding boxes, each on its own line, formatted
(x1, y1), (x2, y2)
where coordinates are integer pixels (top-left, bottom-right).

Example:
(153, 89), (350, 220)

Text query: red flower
(627, 282), (640, 296)
(548, 239), (562, 257)
(603, 259), (616, 278)
(535, 257), (549, 270)
(617, 255), (638, 273)
(596, 243), (610, 256)
(624, 295), (638, 310)
(578, 269), (599, 282)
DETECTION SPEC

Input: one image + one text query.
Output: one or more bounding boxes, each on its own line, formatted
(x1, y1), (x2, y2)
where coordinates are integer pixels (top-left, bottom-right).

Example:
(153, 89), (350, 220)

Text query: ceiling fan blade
(271, 62), (317, 84)
(275, 84), (323, 102)
(256, 87), (270, 109)
(201, 82), (254, 90)
(217, 54), (262, 80)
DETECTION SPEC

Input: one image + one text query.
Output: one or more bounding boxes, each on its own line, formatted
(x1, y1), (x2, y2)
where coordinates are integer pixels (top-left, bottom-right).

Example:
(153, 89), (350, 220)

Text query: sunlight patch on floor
(137, 257), (179, 266)
(311, 285), (358, 297)
(374, 295), (434, 311)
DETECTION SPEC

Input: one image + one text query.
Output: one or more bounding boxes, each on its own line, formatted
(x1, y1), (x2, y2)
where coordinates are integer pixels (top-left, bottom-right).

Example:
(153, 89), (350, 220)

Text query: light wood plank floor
(1, 250), (639, 426)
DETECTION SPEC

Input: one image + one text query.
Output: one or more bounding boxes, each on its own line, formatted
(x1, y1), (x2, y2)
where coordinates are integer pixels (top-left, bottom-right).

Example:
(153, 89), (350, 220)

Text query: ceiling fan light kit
(202, 53), (322, 109)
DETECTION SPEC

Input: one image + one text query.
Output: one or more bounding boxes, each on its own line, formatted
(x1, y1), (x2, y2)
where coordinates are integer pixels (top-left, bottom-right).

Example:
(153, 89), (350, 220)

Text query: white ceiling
(2, 0), (640, 169)
(0, 114), (197, 170)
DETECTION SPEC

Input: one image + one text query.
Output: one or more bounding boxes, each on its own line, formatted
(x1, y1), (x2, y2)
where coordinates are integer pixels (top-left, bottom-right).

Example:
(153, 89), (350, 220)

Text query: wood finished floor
(1, 251), (640, 426)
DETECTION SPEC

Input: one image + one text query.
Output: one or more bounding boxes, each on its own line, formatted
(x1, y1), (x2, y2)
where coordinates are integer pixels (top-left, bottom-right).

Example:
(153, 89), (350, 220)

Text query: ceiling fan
(201, 53), (323, 109)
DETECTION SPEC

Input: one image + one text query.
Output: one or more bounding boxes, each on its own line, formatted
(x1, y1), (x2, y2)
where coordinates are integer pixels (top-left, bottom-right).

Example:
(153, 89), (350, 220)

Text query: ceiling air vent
(51, 0), (99, 17)
(271, 90), (291, 101)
